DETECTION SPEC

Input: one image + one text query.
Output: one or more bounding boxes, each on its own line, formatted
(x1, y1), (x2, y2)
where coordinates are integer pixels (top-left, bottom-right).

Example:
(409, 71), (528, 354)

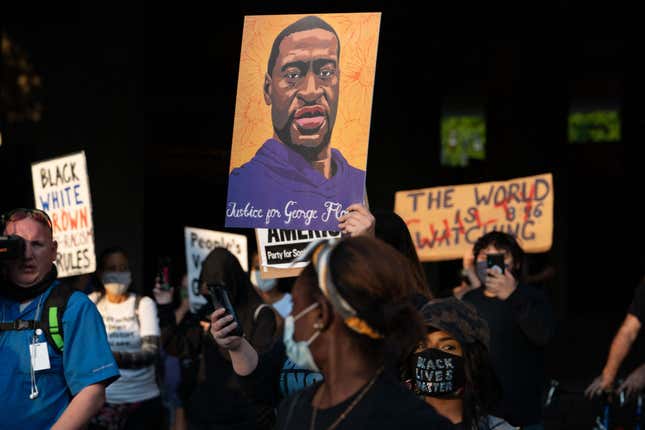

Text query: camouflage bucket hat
(419, 296), (490, 350)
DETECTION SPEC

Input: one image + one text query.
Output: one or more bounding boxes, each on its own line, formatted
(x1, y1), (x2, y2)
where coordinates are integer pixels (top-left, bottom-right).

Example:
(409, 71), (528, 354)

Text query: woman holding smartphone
(211, 236), (452, 429)
(154, 247), (277, 430)
(208, 206), (434, 415)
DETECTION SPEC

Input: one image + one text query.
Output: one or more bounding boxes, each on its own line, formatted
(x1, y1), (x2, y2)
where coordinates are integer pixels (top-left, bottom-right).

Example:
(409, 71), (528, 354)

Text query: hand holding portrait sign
(254, 202), (374, 279)
(254, 228), (341, 279)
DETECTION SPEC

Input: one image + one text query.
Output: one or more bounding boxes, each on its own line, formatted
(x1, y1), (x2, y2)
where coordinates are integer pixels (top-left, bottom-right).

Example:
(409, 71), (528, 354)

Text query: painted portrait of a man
(225, 14), (380, 230)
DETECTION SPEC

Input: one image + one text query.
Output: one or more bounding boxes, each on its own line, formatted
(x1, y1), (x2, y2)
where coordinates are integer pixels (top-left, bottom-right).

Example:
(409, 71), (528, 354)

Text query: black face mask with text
(412, 348), (465, 399)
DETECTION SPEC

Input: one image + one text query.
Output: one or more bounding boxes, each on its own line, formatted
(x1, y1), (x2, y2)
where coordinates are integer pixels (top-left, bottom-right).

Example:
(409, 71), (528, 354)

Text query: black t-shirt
(275, 371), (454, 430)
(237, 339), (323, 409)
(628, 283), (645, 323)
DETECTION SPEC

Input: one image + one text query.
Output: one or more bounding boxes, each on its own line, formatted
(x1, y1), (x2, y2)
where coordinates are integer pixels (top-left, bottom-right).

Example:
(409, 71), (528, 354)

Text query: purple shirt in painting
(225, 138), (365, 231)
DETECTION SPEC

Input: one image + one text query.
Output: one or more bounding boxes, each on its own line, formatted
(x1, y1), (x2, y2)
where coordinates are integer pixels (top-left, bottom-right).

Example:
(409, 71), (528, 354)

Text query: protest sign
(394, 173), (553, 261)
(31, 151), (96, 277)
(225, 13), (380, 230)
(184, 226), (248, 311)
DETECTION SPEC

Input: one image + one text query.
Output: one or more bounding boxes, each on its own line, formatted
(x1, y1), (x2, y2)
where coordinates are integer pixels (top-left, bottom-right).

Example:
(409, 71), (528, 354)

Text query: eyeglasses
(1, 208), (53, 231)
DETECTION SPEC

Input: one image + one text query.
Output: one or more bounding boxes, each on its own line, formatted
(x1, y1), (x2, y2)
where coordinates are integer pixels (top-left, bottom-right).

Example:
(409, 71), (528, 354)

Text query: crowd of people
(1, 206), (644, 430)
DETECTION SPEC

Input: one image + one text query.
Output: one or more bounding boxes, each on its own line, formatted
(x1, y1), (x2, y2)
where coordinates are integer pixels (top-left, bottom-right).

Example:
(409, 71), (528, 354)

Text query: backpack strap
(0, 320), (41, 331)
(254, 303), (273, 322)
(41, 282), (76, 354)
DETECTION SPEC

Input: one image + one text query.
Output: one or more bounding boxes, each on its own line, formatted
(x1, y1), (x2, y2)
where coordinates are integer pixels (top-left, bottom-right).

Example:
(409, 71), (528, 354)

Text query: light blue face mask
(250, 269), (277, 292)
(283, 302), (321, 372)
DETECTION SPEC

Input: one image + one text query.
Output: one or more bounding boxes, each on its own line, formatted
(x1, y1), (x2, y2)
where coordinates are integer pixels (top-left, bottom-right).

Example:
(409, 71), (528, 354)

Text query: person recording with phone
(460, 231), (555, 429)
(207, 204), (435, 420)
(453, 245), (516, 301)
(153, 247), (278, 430)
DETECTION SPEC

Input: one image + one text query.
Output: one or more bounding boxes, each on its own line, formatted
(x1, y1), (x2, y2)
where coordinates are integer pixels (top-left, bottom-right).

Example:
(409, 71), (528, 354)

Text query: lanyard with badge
(28, 293), (50, 399)
(0, 289), (51, 399)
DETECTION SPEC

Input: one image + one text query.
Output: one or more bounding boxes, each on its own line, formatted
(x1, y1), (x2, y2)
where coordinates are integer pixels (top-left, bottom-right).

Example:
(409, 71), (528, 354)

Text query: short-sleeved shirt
(628, 283), (645, 323)
(0, 281), (120, 429)
(90, 292), (160, 403)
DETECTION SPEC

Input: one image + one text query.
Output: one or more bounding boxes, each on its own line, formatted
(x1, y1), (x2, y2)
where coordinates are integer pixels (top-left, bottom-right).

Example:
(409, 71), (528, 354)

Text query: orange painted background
(229, 13), (381, 173)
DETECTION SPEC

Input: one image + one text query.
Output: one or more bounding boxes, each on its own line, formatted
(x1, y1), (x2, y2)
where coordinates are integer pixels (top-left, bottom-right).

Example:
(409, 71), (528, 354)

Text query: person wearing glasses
(0, 208), (119, 430)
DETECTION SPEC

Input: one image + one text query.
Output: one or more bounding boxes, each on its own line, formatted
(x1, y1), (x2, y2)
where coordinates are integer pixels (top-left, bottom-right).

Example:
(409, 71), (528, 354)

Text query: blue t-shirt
(0, 281), (120, 429)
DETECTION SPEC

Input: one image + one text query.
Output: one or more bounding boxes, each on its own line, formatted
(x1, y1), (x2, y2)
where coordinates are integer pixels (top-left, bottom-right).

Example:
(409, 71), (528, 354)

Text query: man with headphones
(0, 208), (119, 429)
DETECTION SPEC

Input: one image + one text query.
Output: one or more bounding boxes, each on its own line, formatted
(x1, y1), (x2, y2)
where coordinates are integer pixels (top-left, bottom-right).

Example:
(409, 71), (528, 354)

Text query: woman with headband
(209, 205), (431, 411)
(211, 236), (452, 429)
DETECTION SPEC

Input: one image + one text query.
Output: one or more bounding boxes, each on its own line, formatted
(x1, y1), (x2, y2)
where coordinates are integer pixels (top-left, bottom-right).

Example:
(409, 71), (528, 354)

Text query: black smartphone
(207, 283), (244, 337)
(158, 257), (172, 290)
(486, 253), (505, 274)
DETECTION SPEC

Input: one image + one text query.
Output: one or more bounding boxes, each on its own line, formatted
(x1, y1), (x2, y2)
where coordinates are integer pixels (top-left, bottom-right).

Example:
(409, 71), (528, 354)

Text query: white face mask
(102, 271), (131, 296)
(250, 269), (277, 292)
(283, 302), (321, 372)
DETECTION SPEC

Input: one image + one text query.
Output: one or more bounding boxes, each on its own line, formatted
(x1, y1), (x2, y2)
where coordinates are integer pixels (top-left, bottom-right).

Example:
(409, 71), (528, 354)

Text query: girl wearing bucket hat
(408, 296), (516, 430)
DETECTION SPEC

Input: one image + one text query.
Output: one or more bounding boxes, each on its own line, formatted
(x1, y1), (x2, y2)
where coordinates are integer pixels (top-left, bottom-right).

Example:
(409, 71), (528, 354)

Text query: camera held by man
(0, 235), (25, 260)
